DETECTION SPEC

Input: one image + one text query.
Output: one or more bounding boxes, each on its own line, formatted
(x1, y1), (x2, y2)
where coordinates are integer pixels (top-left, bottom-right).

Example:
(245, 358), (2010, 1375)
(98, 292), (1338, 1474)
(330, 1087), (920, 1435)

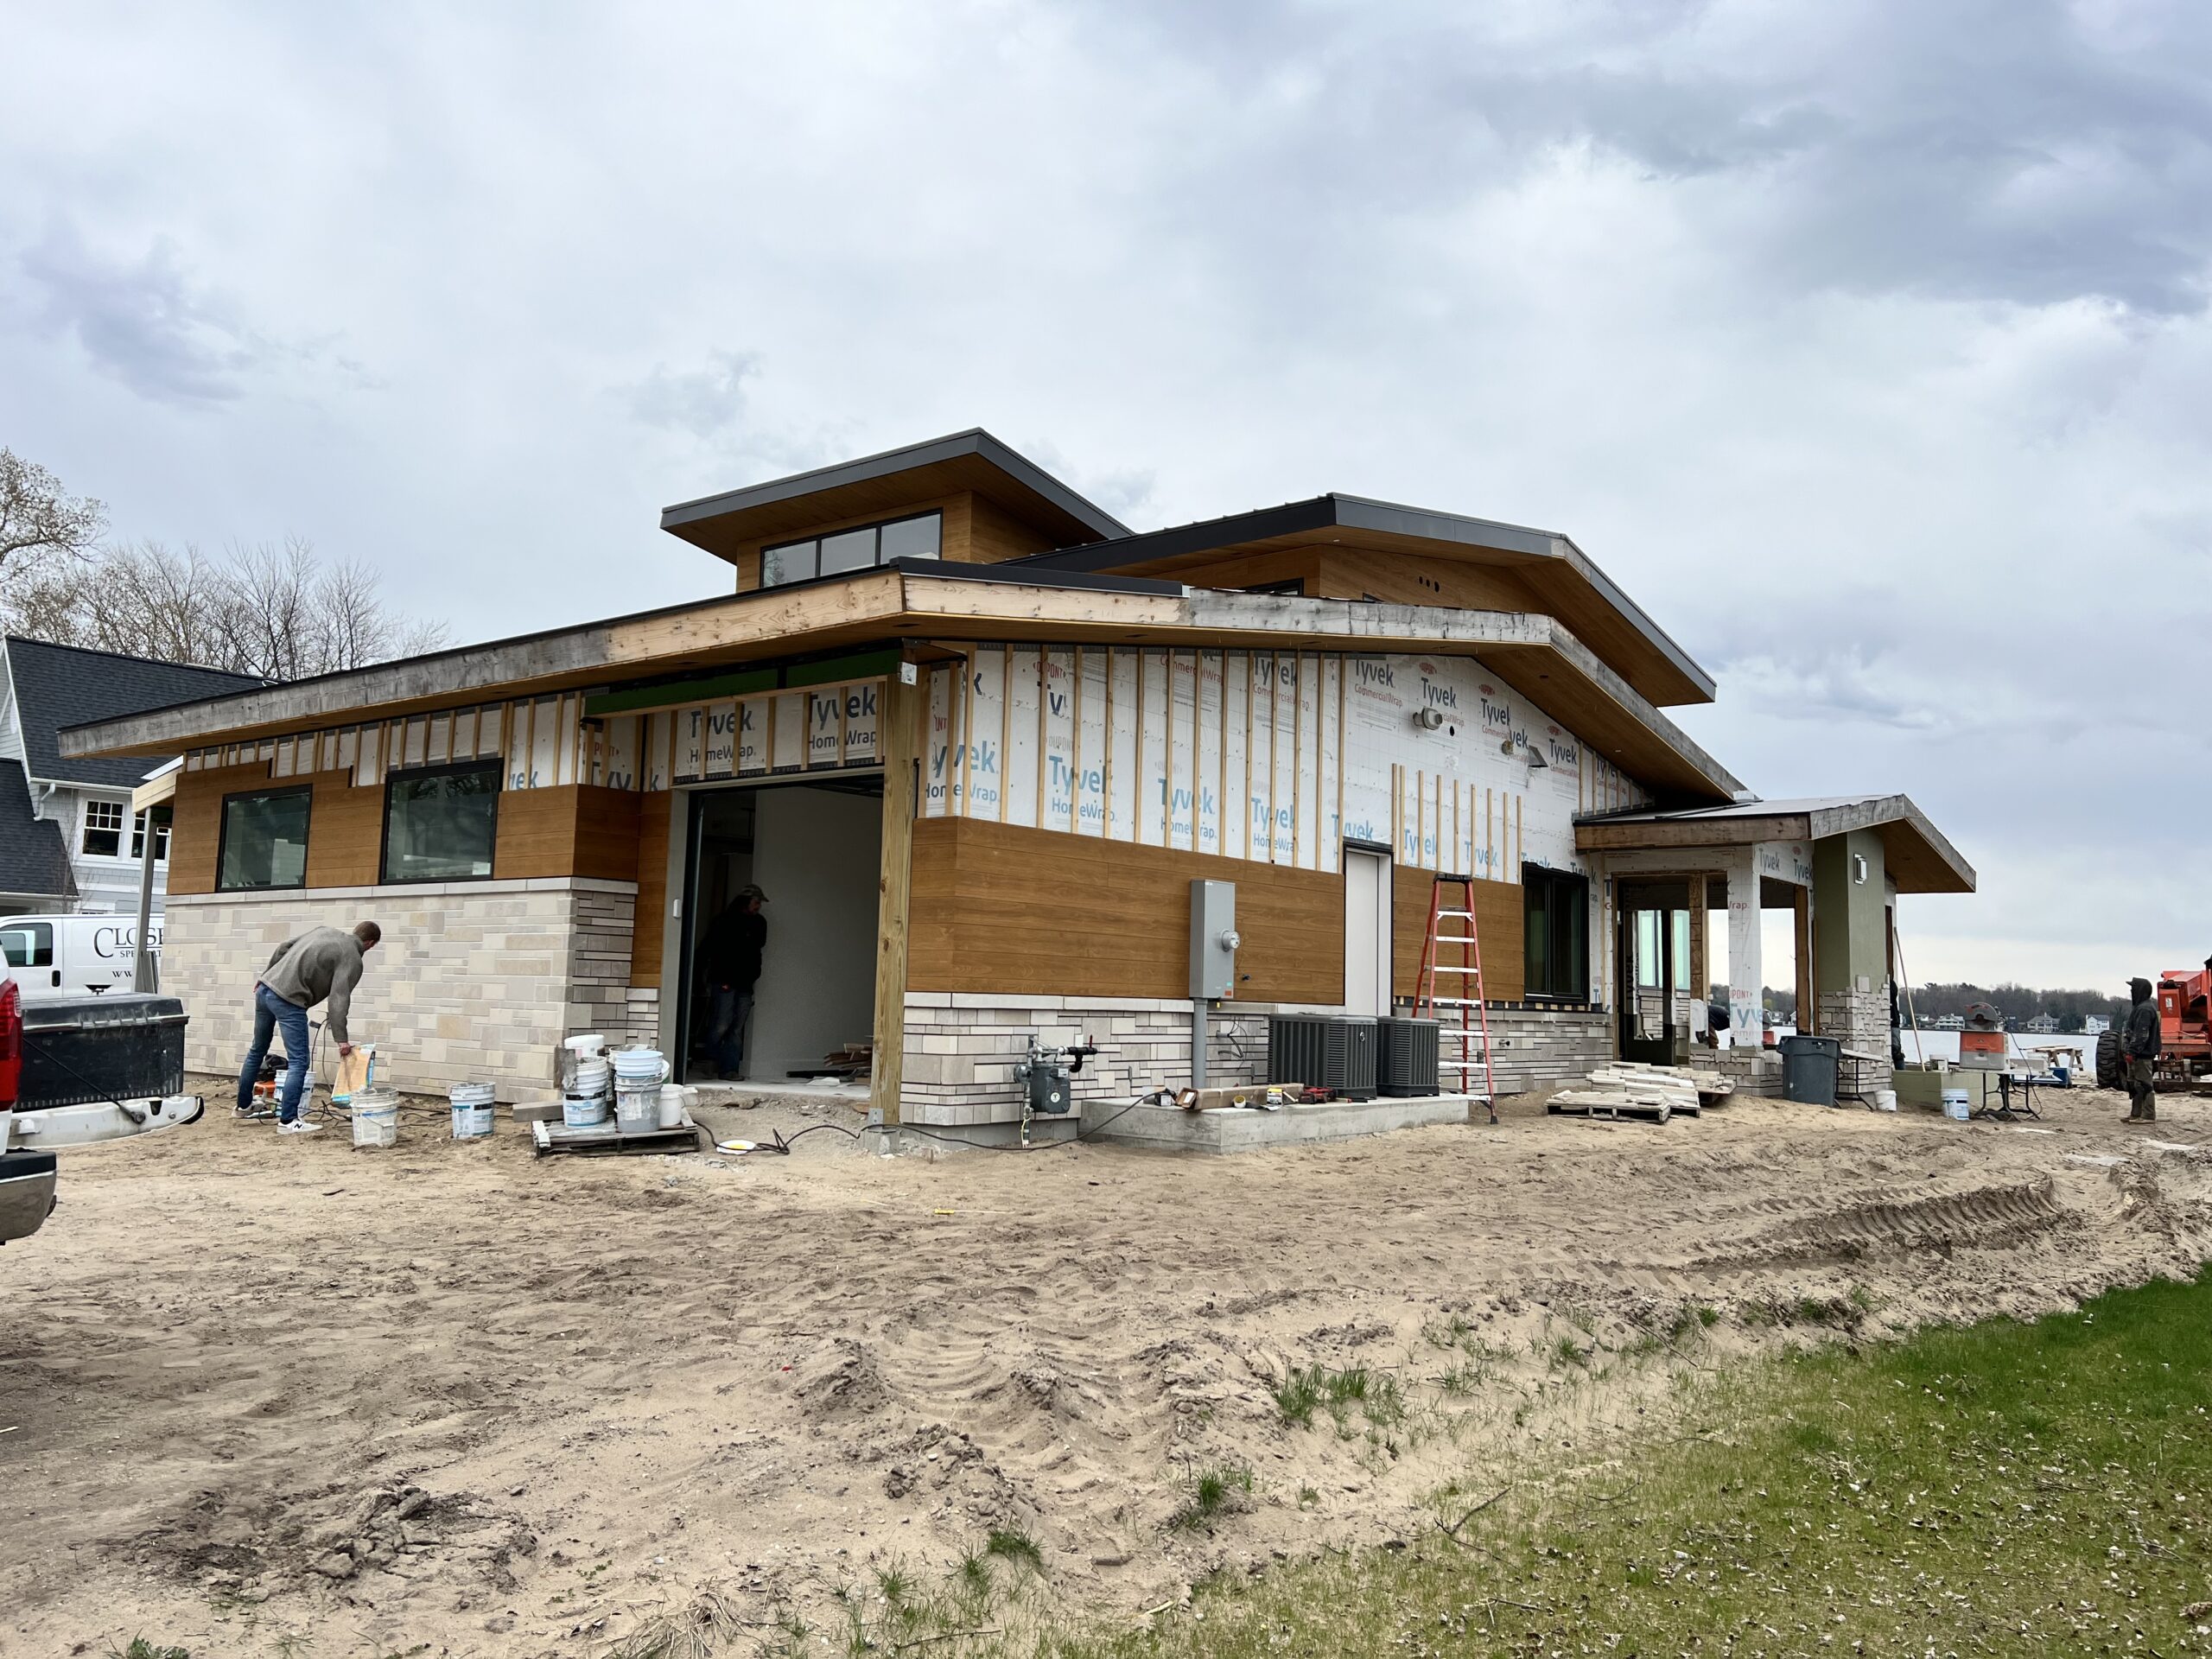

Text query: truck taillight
(0, 979), (21, 1108)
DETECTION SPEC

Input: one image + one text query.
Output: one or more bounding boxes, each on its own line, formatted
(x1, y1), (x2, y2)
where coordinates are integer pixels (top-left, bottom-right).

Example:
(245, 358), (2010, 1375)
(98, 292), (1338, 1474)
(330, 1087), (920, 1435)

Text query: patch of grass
(1271, 1366), (1324, 1427)
(984, 1525), (1044, 1573)
(1549, 1333), (1590, 1370)
(1274, 1363), (1404, 1427)
(1296, 1484), (1319, 1509)
(956, 1548), (993, 1602)
(109, 1643), (192, 1659)
(1045, 1268), (2212, 1657)
(1169, 1462), (1254, 1531)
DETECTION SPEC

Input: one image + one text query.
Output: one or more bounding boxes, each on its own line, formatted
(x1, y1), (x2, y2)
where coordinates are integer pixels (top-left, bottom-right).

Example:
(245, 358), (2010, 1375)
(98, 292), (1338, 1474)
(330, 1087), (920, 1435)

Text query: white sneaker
(278, 1119), (323, 1135)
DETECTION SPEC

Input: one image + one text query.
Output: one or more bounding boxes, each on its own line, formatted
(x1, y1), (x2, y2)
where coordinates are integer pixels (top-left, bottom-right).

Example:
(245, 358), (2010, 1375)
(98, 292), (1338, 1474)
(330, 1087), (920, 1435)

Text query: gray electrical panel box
(1190, 880), (1238, 1000)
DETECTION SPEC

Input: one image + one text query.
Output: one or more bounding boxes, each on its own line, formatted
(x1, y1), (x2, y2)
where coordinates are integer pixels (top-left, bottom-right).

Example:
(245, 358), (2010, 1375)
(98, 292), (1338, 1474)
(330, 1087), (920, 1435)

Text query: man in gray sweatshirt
(238, 920), (381, 1134)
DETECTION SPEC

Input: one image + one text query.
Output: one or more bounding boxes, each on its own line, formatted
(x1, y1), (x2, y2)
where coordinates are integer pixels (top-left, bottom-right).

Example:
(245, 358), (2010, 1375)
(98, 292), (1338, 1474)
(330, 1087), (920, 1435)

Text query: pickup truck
(0, 965), (204, 1243)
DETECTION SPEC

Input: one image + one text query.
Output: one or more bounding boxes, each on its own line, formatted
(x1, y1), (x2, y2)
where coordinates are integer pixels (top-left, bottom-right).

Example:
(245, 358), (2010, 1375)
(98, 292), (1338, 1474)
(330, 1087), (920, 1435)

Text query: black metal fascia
(658, 428), (1131, 543)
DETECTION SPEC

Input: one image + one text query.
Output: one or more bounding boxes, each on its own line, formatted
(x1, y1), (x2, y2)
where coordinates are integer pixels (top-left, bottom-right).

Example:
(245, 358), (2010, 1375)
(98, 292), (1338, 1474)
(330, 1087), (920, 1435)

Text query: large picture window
(381, 761), (500, 884)
(760, 511), (941, 588)
(1523, 865), (1590, 1001)
(219, 787), (312, 891)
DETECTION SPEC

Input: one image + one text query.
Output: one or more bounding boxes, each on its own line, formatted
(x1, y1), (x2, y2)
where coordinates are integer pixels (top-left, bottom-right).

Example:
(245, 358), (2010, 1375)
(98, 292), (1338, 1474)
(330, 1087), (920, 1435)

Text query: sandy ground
(5, 1079), (2212, 1657)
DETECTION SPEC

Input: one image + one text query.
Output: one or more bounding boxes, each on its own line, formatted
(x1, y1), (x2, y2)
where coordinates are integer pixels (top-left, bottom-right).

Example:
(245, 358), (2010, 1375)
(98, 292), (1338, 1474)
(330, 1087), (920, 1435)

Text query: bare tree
(7, 535), (448, 680)
(0, 449), (105, 584)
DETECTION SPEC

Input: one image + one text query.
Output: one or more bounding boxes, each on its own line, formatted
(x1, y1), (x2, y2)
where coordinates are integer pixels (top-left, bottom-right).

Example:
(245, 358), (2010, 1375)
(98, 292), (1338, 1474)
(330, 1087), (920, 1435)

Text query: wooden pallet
(1548, 1090), (1675, 1124)
(531, 1116), (704, 1158)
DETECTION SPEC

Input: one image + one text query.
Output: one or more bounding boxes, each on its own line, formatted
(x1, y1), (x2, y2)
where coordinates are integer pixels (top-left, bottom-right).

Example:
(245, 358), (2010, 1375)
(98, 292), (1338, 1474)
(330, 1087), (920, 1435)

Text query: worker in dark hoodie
(2121, 976), (2162, 1125)
(238, 920), (381, 1135)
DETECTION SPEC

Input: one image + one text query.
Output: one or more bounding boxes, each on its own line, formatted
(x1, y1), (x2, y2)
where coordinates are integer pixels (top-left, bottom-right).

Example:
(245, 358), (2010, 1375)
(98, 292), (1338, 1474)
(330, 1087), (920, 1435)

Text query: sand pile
(4, 1083), (2209, 1656)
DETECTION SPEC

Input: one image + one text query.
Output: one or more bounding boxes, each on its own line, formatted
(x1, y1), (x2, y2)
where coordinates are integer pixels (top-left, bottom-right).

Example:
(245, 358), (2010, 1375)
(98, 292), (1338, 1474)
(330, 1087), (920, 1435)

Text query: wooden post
(1794, 884), (1814, 1036)
(1686, 873), (1708, 1045)
(871, 671), (923, 1127)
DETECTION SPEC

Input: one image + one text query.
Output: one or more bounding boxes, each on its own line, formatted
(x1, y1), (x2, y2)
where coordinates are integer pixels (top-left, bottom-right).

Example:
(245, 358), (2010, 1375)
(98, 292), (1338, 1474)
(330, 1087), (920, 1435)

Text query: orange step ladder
(1414, 874), (1498, 1123)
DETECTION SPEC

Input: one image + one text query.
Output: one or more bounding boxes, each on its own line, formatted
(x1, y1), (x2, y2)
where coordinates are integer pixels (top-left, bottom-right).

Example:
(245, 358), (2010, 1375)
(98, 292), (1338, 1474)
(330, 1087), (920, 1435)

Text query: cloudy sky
(3, 1), (2207, 993)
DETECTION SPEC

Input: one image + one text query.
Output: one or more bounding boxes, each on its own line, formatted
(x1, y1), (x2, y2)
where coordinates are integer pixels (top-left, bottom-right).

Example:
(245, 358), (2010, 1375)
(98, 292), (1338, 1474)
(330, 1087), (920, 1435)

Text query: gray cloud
(0, 0), (2207, 985)
(16, 219), (264, 404)
(626, 351), (761, 438)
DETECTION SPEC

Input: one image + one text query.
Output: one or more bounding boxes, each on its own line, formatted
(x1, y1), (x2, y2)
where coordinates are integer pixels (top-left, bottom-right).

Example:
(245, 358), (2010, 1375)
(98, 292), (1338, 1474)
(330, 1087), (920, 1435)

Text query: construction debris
(1548, 1061), (1733, 1125)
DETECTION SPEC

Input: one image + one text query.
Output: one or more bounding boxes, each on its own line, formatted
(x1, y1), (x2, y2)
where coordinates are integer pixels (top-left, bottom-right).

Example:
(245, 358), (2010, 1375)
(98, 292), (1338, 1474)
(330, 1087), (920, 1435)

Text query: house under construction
(62, 430), (1974, 1137)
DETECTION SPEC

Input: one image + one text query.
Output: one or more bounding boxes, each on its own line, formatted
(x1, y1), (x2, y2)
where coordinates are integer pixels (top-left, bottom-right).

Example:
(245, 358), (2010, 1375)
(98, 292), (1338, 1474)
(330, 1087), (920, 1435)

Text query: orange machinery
(2154, 960), (2212, 1084)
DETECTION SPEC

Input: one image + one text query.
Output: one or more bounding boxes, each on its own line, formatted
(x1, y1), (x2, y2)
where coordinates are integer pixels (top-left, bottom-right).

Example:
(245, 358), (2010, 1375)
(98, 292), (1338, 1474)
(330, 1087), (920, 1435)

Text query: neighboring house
(2024, 1012), (2060, 1034)
(2084, 1014), (2109, 1036)
(63, 429), (1974, 1133)
(0, 638), (266, 917)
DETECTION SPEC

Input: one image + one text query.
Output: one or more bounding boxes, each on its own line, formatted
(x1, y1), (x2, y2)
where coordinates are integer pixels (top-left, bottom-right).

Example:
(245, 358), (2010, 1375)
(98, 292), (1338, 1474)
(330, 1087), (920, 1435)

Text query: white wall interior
(742, 785), (882, 1083)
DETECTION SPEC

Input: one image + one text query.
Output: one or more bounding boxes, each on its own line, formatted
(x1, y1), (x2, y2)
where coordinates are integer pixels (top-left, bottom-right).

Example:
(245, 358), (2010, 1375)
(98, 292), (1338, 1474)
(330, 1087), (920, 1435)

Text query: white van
(0, 914), (162, 1002)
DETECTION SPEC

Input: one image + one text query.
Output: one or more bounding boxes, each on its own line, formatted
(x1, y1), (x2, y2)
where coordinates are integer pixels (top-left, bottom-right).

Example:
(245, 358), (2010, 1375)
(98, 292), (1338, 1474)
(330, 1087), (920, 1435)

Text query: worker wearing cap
(2120, 976), (2161, 1124)
(698, 886), (767, 1078)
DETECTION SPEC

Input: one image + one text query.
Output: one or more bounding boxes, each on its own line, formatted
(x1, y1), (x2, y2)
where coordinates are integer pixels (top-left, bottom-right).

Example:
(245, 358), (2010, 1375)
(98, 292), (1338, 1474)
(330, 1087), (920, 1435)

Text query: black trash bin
(1778, 1033), (1841, 1106)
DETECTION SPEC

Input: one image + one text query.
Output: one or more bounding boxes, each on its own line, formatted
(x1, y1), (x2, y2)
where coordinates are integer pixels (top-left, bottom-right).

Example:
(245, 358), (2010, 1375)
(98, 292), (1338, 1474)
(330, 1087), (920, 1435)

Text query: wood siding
(907, 817), (1344, 1003)
(494, 785), (639, 881)
(303, 771), (384, 887)
(1391, 865), (1527, 1003)
(1317, 549), (1541, 613)
(631, 790), (673, 988)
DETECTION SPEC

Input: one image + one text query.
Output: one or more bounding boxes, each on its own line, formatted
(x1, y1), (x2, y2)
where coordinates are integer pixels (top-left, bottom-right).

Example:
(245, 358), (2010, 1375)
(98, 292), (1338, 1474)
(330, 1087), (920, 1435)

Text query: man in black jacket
(2121, 976), (2162, 1124)
(699, 886), (767, 1078)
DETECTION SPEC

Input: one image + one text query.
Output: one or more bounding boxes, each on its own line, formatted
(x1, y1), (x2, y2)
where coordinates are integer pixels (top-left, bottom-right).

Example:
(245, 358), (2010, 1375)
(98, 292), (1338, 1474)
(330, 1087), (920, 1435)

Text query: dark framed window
(381, 760), (501, 884)
(760, 511), (942, 589)
(218, 786), (313, 891)
(131, 809), (170, 861)
(1523, 865), (1590, 1001)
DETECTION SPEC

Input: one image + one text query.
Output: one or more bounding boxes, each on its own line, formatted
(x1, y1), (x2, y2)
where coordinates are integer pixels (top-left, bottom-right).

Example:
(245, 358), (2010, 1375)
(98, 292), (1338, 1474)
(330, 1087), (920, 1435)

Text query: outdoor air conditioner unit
(1375, 1017), (1440, 1096)
(1268, 1014), (1378, 1101)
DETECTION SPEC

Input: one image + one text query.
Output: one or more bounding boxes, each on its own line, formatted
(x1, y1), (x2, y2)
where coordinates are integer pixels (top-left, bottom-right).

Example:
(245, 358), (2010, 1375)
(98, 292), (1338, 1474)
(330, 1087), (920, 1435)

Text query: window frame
(130, 809), (171, 862)
(1522, 864), (1592, 1004)
(79, 798), (127, 858)
(215, 785), (315, 893)
(0, 921), (54, 969)
(759, 510), (943, 590)
(377, 759), (504, 887)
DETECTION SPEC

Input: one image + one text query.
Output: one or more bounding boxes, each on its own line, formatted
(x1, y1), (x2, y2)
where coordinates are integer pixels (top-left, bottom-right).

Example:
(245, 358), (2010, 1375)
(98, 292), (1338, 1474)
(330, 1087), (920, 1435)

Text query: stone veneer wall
(164, 877), (645, 1100)
(898, 995), (1616, 1128)
(1816, 984), (1894, 1092)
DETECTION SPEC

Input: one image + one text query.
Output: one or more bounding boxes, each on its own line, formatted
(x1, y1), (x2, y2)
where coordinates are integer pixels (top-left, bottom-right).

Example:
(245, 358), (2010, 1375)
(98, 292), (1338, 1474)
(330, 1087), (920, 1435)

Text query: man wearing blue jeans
(698, 886), (766, 1078)
(238, 920), (381, 1135)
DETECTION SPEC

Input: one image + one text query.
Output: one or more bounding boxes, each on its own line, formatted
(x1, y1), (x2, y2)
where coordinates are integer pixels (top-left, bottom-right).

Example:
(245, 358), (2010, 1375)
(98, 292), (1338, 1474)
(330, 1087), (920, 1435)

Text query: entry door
(1617, 880), (1688, 1066)
(1344, 849), (1392, 1016)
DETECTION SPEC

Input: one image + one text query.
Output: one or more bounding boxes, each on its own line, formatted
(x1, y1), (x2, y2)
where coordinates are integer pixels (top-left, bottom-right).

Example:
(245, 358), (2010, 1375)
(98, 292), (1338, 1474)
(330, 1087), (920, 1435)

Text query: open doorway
(1618, 880), (1691, 1065)
(677, 779), (884, 1084)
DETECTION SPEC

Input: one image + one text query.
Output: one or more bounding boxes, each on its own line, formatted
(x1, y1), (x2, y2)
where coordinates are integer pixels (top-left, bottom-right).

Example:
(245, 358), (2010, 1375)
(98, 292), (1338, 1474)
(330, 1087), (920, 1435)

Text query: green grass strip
(1049, 1268), (2212, 1656)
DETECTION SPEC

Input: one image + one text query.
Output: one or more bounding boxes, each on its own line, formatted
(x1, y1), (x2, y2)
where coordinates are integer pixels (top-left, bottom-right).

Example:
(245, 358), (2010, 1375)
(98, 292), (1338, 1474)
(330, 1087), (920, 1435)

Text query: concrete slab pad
(1084, 1093), (1475, 1154)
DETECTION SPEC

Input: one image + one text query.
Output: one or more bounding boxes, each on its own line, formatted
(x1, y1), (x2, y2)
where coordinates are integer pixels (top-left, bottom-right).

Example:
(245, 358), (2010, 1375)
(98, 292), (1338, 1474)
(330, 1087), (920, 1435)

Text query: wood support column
(1794, 885), (1814, 1036)
(1686, 873), (1707, 1045)
(871, 672), (923, 1126)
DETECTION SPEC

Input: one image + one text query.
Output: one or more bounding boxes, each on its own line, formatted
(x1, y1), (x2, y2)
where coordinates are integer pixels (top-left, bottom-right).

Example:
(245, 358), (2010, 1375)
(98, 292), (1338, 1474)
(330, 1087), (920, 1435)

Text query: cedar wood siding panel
(1317, 549), (1541, 613)
(907, 817), (1342, 1003)
(965, 494), (1057, 563)
(492, 786), (578, 880)
(1390, 866), (1526, 1003)
(630, 790), (673, 988)
(303, 772), (383, 888)
(572, 785), (643, 882)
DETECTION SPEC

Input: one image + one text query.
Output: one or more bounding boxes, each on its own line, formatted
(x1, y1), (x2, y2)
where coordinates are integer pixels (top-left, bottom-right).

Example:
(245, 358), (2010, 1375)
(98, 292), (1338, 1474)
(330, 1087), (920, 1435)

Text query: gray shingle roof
(6, 638), (266, 790)
(0, 759), (75, 900)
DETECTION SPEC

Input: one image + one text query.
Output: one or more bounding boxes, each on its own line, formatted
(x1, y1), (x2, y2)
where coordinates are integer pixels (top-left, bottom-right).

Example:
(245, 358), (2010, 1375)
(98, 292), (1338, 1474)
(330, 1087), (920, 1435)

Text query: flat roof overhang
(1576, 795), (1976, 894)
(1010, 493), (1715, 710)
(659, 429), (1130, 560)
(60, 564), (1740, 801)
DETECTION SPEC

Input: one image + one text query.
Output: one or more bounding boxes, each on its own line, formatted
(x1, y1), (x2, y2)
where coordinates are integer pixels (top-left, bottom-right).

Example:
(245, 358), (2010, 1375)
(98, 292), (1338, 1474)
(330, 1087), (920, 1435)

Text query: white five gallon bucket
(352, 1087), (400, 1148)
(1873, 1088), (1897, 1113)
(1942, 1087), (1971, 1121)
(449, 1082), (495, 1140)
(563, 1093), (609, 1128)
(570, 1058), (610, 1098)
(612, 1047), (671, 1088)
(614, 1084), (659, 1135)
(658, 1084), (691, 1129)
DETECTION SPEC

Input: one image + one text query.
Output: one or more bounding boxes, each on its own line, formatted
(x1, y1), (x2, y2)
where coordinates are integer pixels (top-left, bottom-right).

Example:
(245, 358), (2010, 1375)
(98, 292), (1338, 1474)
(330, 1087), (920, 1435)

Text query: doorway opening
(676, 777), (884, 1085)
(1617, 879), (1691, 1065)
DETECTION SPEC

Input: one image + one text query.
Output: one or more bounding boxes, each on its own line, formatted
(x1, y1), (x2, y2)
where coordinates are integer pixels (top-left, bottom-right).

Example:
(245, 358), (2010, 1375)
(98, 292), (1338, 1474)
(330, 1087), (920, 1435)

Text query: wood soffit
(60, 572), (1739, 801)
